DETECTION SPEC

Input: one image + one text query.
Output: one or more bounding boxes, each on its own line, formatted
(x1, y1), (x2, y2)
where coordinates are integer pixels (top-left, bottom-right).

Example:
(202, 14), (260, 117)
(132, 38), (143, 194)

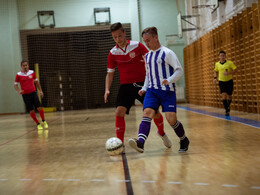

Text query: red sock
(153, 114), (165, 136)
(115, 116), (125, 143)
(30, 112), (39, 124)
(38, 108), (45, 121)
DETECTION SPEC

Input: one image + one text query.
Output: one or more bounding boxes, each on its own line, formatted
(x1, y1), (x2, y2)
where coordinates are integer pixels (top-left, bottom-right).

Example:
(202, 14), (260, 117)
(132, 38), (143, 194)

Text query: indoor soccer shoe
(37, 124), (43, 130)
(157, 132), (172, 148)
(179, 137), (190, 152)
(42, 121), (48, 129)
(128, 138), (144, 153)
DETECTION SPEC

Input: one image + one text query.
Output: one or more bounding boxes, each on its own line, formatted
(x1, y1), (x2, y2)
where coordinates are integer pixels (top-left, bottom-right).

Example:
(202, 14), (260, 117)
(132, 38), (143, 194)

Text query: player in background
(214, 51), (237, 116)
(104, 22), (172, 150)
(14, 60), (48, 130)
(128, 26), (190, 153)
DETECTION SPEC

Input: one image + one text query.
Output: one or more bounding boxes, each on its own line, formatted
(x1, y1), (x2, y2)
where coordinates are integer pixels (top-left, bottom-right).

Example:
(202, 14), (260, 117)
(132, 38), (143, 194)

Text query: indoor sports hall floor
(0, 104), (259, 195)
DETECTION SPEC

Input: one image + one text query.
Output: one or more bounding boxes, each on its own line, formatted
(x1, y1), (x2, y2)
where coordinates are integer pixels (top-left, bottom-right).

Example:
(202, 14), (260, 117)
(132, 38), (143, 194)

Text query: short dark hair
(142, 27), (158, 37)
(21, 60), (28, 66)
(110, 22), (125, 32)
(219, 51), (226, 55)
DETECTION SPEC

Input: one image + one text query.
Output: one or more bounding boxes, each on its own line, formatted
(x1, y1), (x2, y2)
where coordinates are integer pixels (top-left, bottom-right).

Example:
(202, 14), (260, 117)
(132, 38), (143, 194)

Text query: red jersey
(107, 40), (148, 84)
(14, 70), (37, 94)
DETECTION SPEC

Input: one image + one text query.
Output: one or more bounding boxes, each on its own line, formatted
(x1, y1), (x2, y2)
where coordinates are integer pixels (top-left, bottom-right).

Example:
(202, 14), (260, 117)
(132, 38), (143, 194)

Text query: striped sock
(138, 117), (152, 145)
(172, 120), (186, 140)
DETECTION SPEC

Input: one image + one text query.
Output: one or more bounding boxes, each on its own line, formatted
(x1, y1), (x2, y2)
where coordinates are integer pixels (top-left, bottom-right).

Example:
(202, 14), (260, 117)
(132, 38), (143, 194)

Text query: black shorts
(219, 80), (234, 95)
(22, 92), (42, 112)
(116, 82), (145, 114)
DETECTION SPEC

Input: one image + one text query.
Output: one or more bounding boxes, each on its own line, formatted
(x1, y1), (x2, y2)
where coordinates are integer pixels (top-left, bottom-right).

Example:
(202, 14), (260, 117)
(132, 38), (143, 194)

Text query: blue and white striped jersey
(142, 45), (183, 91)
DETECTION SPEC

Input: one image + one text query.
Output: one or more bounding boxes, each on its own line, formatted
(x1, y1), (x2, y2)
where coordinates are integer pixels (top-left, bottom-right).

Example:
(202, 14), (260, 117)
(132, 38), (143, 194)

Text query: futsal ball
(105, 137), (123, 156)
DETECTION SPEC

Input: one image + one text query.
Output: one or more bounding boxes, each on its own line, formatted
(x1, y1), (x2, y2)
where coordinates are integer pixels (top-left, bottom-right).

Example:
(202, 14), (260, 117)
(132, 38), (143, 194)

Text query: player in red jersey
(104, 22), (172, 152)
(14, 60), (48, 130)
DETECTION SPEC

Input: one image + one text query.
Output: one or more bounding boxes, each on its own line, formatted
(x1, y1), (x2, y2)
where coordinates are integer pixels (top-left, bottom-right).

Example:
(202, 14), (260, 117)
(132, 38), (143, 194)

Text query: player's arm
(162, 51), (183, 85)
(14, 83), (23, 95)
(14, 75), (23, 95)
(139, 67), (149, 96)
(225, 66), (237, 76)
(213, 64), (218, 83)
(104, 71), (114, 103)
(34, 79), (44, 98)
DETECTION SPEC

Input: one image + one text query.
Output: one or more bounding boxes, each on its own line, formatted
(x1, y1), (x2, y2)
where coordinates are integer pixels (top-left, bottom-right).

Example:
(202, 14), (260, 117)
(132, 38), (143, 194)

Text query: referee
(214, 51), (237, 116)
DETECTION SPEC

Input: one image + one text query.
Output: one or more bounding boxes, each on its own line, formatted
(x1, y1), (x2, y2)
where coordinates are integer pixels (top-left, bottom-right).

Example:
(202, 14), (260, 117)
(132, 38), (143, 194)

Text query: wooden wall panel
(183, 3), (260, 114)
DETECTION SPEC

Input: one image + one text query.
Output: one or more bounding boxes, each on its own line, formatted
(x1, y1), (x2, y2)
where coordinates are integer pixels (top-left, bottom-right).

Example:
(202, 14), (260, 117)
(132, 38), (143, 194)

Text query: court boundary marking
(0, 178), (259, 190)
(177, 106), (260, 128)
(122, 153), (134, 195)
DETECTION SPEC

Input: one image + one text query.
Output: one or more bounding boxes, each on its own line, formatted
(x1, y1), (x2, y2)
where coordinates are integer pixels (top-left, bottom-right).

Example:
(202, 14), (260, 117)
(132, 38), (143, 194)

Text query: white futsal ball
(105, 137), (123, 156)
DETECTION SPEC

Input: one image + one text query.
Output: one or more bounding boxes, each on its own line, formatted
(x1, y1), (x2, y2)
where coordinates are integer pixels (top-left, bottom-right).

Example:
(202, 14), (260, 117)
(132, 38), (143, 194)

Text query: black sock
(227, 100), (232, 110)
(222, 100), (228, 111)
(172, 121), (186, 140)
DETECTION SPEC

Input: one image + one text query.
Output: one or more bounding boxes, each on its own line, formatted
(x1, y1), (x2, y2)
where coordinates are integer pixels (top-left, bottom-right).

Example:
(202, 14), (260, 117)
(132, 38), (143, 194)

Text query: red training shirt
(107, 40), (148, 84)
(14, 70), (37, 94)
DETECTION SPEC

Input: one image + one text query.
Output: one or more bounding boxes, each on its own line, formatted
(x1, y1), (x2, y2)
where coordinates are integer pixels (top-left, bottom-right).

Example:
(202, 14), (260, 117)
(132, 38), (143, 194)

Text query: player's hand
(40, 91), (44, 98)
(104, 90), (110, 103)
(138, 90), (146, 96)
(140, 55), (145, 63)
(213, 78), (217, 84)
(161, 80), (169, 86)
(19, 90), (24, 95)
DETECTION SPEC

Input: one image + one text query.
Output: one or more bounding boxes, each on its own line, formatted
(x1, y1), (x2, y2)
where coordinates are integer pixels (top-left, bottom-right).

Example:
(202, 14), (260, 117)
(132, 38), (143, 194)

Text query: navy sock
(172, 121), (186, 140)
(138, 117), (152, 145)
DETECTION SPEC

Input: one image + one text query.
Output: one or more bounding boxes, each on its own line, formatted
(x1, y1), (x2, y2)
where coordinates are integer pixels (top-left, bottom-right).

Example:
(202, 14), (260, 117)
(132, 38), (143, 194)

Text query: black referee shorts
(116, 82), (145, 114)
(219, 79), (234, 95)
(22, 91), (42, 112)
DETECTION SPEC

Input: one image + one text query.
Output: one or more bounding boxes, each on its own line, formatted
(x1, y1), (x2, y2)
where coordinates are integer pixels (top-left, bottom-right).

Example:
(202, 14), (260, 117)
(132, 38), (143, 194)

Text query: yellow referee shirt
(214, 60), (237, 81)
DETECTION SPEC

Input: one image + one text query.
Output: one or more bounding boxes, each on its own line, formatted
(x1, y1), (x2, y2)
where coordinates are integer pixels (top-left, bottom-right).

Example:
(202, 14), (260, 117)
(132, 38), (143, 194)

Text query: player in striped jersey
(129, 27), (190, 153)
(104, 23), (172, 151)
(14, 60), (48, 130)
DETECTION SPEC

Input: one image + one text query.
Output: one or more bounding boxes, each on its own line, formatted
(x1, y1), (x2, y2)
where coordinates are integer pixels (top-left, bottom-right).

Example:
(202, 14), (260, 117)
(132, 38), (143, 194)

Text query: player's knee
(143, 108), (155, 118)
(166, 113), (177, 125)
(115, 106), (127, 116)
(154, 111), (161, 119)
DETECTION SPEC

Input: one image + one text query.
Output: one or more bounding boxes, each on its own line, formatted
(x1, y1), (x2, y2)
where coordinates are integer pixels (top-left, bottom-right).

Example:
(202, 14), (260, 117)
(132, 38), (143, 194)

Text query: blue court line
(177, 106), (260, 129)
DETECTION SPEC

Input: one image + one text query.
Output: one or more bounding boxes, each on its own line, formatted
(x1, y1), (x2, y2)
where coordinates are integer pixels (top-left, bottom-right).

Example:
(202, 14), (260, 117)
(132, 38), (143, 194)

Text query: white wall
(185, 0), (258, 45)
(0, 0), (24, 113)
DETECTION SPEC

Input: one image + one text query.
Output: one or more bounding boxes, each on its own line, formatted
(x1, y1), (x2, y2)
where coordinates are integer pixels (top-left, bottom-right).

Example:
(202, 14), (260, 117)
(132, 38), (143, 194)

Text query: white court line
(194, 183), (209, 186)
(43, 179), (57, 181)
(91, 179), (105, 182)
(251, 186), (260, 189)
(0, 179), (8, 181)
(168, 181), (183, 184)
(141, 180), (156, 183)
(20, 179), (32, 181)
(222, 184), (238, 188)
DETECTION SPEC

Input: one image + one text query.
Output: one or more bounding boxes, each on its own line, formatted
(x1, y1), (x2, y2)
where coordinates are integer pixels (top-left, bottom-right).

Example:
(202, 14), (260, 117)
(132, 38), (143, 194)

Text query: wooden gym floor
(0, 104), (259, 195)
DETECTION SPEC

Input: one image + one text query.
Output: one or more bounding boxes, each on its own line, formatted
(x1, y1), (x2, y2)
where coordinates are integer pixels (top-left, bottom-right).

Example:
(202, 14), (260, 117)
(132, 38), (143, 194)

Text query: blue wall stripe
(177, 105), (260, 128)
